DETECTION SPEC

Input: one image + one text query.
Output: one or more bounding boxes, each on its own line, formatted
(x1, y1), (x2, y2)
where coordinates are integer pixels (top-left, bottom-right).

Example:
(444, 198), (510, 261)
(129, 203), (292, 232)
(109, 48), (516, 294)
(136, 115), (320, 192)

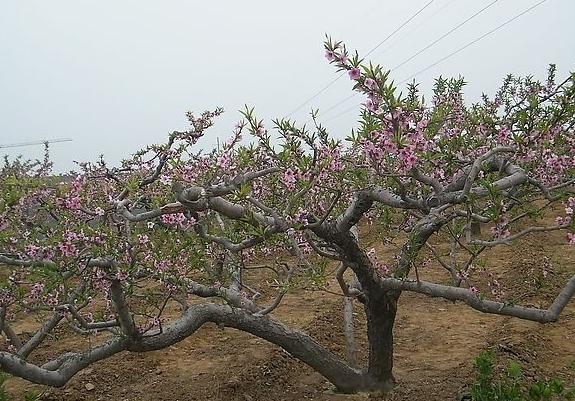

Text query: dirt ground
(4, 227), (575, 401)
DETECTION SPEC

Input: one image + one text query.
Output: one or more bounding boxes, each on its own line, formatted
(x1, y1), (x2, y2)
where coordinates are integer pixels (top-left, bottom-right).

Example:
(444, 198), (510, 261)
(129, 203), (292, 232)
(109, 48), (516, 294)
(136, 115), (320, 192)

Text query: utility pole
(0, 138), (73, 149)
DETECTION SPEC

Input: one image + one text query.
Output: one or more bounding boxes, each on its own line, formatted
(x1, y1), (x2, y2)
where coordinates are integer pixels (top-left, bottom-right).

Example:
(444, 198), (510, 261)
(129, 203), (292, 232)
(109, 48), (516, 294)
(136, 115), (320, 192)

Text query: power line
(321, 0), (550, 125)
(400, 0), (549, 83)
(371, 0), (459, 60)
(363, 0), (436, 59)
(285, 0), (435, 118)
(318, 0), (500, 121)
(318, 93), (355, 117)
(391, 0), (499, 71)
(323, 102), (363, 123)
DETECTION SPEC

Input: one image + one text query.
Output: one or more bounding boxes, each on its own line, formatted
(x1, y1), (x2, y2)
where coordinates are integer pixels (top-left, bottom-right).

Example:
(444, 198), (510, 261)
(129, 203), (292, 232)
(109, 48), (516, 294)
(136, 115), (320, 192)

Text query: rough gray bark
(0, 303), (382, 392)
(343, 296), (358, 368)
(363, 290), (397, 392)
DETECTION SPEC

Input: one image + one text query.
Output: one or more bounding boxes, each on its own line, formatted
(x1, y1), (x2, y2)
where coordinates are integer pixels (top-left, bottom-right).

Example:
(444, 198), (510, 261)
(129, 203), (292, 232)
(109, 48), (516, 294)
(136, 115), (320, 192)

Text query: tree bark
(0, 303), (378, 392)
(343, 296), (358, 368)
(363, 289), (398, 392)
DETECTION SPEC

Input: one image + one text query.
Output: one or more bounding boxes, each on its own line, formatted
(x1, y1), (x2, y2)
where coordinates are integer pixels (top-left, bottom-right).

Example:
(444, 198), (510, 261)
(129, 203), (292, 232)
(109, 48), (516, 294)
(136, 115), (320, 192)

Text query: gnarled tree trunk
(363, 288), (399, 392)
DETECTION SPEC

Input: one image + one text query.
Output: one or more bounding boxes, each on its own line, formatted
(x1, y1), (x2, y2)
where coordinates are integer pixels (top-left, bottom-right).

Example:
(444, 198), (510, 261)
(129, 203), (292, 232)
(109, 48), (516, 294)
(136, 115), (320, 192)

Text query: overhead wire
(390, 0), (499, 71)
(399, 0), (549, 84)
(322, 0), (549, 124)
(370, 0), (459, 60)
(318, 0), (500, 121)
(284, 0), (436, 118)
(312, 0), (457, 123)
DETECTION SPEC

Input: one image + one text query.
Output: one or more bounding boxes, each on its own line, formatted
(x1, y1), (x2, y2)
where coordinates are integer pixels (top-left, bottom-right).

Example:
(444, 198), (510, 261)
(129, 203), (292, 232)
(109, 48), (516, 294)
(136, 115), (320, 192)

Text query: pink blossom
(154, 260), (169, 273)
(364, 78), (377, 90)
(364, 99), (378, 113)
(159, 175), (172, 186)
(398, 146), (418, 171)
(57, 241), (79, 258)
(64, 195), (81, 210)
(490, 217), (510, 239)
(138, 234), (149, 244)
(25, 244), (41, 258)
(30, 282), (44, 300)
(116, 271), (129, 282)
(325, 50), (336, 62)
(216, 153), (232, 170)
(45, 290), (59, 307)
(338, 54), (349, 64)
(283, 168), (297, 191)
(348, 68), (361, 81)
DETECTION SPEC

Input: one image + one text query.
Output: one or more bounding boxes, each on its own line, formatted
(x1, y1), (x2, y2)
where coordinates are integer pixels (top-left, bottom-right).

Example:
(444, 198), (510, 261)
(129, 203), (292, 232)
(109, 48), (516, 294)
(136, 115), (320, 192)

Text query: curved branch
(115, 200), (184, 222)
(304, 234), (343, 261)
(335, 188), (424, 232)
(379, 275), (575, 323)
(460, 147), (516, 201)
(470, 223), (570, 246)
(411, 168), (443, 194)
(0, 337), (128, 387)
(194, 222), (266, 252)
(109, 279), (138, 339)
(133, 303), (374, 393)
(17, 313), (65, 358)
(1, 303), (375, 392)
(207, 167), (281, 197)
(65, 304), (118, 330)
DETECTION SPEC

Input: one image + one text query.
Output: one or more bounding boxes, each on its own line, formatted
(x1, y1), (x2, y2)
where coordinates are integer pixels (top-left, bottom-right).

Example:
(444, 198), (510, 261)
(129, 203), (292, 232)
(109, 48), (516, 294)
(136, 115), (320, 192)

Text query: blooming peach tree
(1, 39), (574, 393)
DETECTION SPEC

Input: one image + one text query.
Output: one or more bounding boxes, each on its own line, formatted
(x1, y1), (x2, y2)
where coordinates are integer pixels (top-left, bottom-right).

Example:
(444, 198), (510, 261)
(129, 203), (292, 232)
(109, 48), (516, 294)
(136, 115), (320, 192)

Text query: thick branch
(109, 280), (139, 339)
(134, 303), (373, 392)
(411, 168), (443, 194)
(335, 188), (424, 232)
(470, 223), (570, 246)
(18, 313), (64, 358)
(206, 167), (281, 197)
(115, 200), (184, 222)
(460, 147), (516, 201)
(379, 275), (575, 323)
(0, 337), (128, 387)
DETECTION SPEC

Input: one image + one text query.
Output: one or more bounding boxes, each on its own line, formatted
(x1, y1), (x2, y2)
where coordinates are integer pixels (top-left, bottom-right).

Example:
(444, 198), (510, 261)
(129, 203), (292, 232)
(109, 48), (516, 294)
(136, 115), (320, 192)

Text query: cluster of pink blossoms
(56, 175), (84, 211)
(92, 269), (112, 293)
(29, 282), (44, 301)
(53, 230), (106, 259)
(25, 282), (61, 309)
(561, 197), (575, 244)
(315, 145), (344, 172)
(282, 168), (298, 191)
(490, 217), (511, 240)
(366, 248), (391, 277)
(24, 244), (55, 260)
(361, 112), (429, 173)
(160, 213), (196, 230)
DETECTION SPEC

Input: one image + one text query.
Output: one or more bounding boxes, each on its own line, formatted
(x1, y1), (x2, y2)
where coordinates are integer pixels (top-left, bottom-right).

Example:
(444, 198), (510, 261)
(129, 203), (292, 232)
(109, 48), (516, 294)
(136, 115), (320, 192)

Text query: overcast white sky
(1, 0), (573, 172)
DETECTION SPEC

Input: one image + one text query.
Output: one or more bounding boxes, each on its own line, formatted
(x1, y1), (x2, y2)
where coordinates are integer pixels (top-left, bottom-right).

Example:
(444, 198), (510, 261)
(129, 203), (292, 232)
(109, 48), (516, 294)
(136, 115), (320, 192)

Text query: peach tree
(0, 39), (574, 394)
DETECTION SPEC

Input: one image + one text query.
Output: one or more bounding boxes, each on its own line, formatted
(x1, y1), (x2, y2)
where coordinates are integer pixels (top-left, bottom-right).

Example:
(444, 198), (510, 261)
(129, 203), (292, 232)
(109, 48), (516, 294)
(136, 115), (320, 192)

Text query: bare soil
(5, 228), (575, 401)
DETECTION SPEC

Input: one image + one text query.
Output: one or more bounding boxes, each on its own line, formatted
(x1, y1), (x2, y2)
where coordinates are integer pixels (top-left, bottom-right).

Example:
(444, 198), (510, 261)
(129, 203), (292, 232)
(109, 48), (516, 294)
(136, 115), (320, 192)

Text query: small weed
(471, 351), (575, 401)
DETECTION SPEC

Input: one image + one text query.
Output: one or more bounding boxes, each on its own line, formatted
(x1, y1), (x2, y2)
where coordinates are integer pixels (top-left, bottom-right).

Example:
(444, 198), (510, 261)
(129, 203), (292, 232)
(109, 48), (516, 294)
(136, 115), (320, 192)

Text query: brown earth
(4, 227), (575, 401)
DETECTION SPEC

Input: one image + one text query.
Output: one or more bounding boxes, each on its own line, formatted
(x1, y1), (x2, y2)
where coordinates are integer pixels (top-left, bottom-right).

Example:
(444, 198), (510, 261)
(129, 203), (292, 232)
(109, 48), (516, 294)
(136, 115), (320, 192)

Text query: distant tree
(0, 38), (574, 394)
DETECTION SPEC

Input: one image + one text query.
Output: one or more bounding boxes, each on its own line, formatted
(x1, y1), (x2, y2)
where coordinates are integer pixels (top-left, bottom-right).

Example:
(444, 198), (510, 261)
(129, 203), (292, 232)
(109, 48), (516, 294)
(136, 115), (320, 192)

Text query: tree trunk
(364, 290), (398, 392)
(343, 296), (358, 368)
